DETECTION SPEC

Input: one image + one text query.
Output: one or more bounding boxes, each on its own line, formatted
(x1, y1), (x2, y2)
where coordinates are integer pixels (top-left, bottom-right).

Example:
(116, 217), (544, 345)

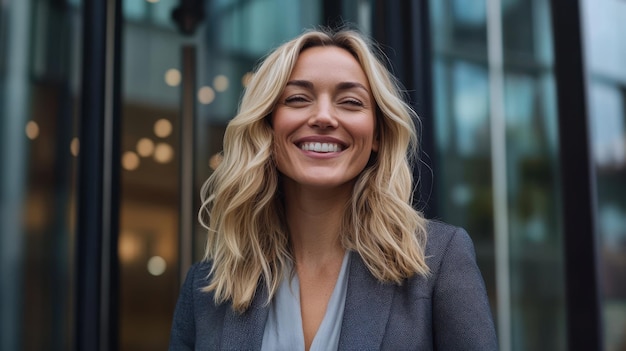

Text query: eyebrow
(286, 80), (370, 94)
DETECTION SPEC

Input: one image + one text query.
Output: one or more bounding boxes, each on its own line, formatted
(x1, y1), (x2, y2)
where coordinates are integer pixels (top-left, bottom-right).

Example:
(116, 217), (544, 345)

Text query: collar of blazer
(219, 251), (395, 350)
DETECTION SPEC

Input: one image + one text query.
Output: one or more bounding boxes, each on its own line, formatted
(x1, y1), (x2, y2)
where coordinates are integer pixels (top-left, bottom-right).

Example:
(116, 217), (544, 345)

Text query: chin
(298, 176), (356, 190)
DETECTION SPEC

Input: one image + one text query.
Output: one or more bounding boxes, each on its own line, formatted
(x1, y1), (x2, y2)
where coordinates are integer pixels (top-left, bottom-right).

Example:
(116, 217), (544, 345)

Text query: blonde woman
(169, 28), (497, 351)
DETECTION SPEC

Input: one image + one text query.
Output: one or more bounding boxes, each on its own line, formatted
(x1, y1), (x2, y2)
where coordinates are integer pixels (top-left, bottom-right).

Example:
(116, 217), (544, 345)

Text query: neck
(282, 182), (351, 265)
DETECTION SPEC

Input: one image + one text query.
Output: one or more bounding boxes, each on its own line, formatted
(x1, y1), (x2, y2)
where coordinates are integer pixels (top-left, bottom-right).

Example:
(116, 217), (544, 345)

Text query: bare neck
(283, 184), (350, 266)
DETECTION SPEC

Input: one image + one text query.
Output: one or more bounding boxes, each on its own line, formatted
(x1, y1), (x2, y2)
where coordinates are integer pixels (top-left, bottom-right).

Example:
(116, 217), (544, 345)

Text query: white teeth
(300, 142), (341, 152)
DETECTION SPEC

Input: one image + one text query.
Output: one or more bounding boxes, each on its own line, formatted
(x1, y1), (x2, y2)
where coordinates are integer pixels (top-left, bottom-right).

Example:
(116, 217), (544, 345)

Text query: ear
(372, 136), (379, 152)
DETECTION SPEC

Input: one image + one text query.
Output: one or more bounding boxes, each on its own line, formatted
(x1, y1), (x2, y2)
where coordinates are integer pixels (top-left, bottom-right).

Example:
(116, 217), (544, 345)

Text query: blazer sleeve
(432, 227), (498, 350)
(169, 263), (198, 351)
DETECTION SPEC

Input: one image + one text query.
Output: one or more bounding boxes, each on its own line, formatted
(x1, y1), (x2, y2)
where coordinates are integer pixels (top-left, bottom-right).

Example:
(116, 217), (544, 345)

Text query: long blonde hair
(199, 28), (429, 313)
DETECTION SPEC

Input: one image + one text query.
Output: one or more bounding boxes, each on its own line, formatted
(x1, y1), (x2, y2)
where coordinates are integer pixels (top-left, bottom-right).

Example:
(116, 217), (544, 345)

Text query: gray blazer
(169, 221), (498, 350)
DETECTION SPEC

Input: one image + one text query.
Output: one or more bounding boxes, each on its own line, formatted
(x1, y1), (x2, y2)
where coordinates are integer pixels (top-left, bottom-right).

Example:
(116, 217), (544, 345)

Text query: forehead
(289, 46), (369, 86)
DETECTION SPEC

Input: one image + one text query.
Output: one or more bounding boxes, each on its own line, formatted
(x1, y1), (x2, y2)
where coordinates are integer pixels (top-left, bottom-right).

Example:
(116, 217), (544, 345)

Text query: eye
(284, 95), (310, 105)
(340, 98), (364, 108)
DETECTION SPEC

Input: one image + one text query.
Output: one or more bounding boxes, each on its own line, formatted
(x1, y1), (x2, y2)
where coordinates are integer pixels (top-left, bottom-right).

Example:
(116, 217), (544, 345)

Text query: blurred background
(0, 0), (624, 350)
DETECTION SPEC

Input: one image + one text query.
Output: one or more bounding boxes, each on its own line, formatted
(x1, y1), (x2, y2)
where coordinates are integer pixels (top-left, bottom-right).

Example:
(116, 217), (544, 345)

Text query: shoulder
(186, 260), (214, 287)
(392, 220), (477, 293)
(424, 219), (476, 263)
(421, 219), (484, 292)
(422, 221), (498, 349)
(175, 260), (226, 316)
(183, 261), (222, 309)
(169, 260), (230, 349)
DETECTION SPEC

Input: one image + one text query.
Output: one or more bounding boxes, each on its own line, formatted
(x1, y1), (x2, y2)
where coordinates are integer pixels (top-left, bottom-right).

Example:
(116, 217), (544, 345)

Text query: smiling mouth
(299, 142), (344, 153)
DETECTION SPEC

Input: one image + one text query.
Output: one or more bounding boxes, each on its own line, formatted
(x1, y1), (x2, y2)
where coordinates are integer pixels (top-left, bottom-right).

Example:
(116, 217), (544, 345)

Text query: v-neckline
(261, 251), (351, 351)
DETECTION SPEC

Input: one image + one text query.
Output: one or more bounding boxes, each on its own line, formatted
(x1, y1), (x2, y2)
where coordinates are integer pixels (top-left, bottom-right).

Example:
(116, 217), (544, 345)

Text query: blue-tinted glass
(1, 1), (81, 350)
(152, 0), (178, 29)
(452, 62), (490, 156)
(582, 2), (626, 348)
(453, 0), (486, 25)
(430, 3), (495, 327)
(504, 72), (565, 351)
(430, 0), (565, 350)
(451, 0), (487, 49)
(502, 2), (565, 350)
(341, 0), (374, 35)
(501, 0), (533, 58)
(124, 0), (147, 21)
(431, 0), (487, 53)
(212, 0), (319, 57)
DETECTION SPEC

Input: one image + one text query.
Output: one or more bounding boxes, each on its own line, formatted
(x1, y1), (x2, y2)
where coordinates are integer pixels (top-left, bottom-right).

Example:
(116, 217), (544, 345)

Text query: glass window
(582, 1), (626, 350)
(0, 0), (82, 350)
(429, 0), (566, 349)
(119, 1), (186, 348)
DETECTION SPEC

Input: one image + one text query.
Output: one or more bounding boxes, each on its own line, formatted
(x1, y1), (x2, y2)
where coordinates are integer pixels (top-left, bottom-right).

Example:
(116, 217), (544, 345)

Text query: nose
(308, 99), (338, 129)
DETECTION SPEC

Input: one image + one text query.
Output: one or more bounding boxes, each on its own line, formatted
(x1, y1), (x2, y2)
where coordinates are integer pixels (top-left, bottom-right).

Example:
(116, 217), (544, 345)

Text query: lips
(299, 142), (343, 152)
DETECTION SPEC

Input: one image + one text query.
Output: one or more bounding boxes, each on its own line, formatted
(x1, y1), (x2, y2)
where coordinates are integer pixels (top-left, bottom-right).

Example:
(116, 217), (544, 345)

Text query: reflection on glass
(430, 0), (565, 350)
(154, 142), (174, 164)
(120, 3), (182, 347)
(25, 121), (40, 140)
(154, 118), (173, 138)
(430, 0), (495, 303)
(71, 137), (80, 157)
(136, 137), (155, 157)
(1, 0), (81, 350)
(198, 86), (216, 105)
(213, 75), (229, 92)
(452, 62), (489, 156)
(164, 68), (182, 87)
(147, 256), (167, 276)
(582, 1), (626, 349)
(122, 151), (141, 171)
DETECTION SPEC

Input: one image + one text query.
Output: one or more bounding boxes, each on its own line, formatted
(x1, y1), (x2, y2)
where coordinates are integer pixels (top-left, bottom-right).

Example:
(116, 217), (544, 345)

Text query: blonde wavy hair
(199, 28), (429, 313)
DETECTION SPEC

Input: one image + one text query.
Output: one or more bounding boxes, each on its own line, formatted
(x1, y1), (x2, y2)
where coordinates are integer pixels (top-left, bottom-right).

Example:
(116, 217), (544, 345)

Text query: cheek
(355, 119), (378, 149)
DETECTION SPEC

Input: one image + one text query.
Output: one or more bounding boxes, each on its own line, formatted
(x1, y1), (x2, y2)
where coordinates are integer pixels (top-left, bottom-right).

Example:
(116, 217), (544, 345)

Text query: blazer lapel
(221, 285), (270, 350)
(338, 252), (395, 350)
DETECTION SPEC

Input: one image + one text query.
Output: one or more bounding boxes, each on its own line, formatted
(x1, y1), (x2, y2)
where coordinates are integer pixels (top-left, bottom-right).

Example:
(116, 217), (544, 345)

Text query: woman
(169, 28), (498, 350)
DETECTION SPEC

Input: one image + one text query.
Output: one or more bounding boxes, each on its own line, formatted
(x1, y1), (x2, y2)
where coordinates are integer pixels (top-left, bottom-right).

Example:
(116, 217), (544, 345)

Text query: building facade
(0, 0), (624, 350)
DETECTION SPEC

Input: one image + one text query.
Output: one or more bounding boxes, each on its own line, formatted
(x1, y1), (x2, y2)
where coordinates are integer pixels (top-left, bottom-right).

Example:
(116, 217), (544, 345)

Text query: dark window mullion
(549, 0), (603, 349)
(372, 0), (436, 216)
(75, 0), (122, 350)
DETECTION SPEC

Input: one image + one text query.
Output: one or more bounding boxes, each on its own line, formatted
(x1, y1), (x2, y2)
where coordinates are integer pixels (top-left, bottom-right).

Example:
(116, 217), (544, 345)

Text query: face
(271, 45), (378, 191)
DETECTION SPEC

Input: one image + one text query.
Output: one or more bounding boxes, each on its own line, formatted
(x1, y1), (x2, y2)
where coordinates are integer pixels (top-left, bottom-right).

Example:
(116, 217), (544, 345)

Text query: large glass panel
(0, 0), (82, 350)
(581, 1), (626, 350)
(430, 0), (565, 349)
(119, 0), (184, 349)
(501, 1), (565, 350)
